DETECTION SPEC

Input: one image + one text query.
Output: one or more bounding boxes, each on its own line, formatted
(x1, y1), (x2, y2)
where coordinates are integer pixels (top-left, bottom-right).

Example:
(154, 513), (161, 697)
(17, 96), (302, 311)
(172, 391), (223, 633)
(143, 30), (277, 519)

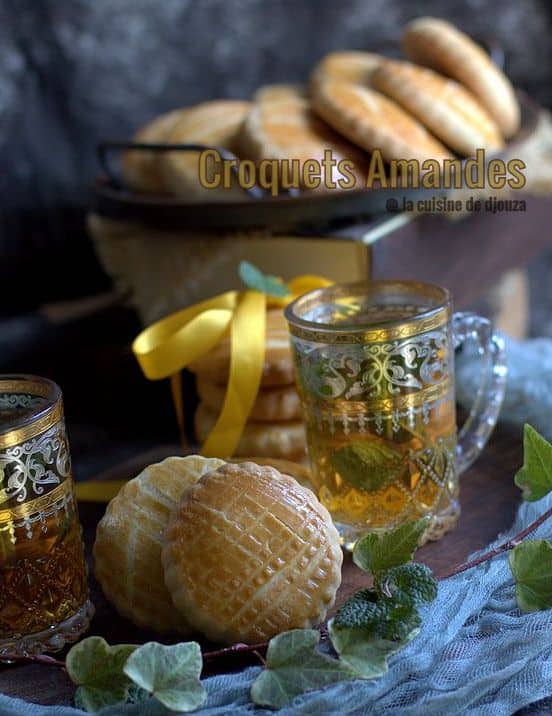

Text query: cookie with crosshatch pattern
(93, 454), (225, 633)
(162, 461), (342, 644)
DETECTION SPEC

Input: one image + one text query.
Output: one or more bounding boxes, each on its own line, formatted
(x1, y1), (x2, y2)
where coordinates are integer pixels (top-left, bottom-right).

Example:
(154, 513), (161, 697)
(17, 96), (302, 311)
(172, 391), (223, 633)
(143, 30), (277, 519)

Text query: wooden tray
(0, 427), (523, 707)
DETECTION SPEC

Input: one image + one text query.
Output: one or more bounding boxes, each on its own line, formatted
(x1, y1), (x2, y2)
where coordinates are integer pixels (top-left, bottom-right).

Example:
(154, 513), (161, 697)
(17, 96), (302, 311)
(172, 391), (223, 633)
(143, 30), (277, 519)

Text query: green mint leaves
(331, 441), (403, 492)
(124, 641), (206, 712)
(66, 638), (205, 713)
(66, 637), (138, 712)
(238, 260), (291, 298)
(515, 424), (552, 502)
(353, 517), (430, 574)
(329, 518), (436, 680)
(250, 629), (355, 709)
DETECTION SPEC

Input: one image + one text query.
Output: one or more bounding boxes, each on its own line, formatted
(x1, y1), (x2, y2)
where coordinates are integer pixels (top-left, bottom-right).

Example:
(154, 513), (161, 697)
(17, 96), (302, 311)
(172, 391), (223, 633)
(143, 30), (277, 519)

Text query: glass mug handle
(453, 312), (508, 474)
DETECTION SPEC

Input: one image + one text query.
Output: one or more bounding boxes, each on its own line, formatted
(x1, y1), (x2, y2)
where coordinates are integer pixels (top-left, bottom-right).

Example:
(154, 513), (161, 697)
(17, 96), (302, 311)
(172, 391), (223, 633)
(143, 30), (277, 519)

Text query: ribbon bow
(131, 274), (332, 458)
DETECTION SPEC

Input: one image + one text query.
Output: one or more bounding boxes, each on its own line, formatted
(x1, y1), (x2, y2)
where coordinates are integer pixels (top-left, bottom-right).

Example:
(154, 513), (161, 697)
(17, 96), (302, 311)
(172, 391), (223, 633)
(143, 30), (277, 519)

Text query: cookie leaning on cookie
(93, 455), (225, 633)
(311, 73), (452, 163)
(402, 17), (520, 138)
(372, 60), (504, 156)
(310, 51), (383, 87)
(237, 85), (368, 190)
(162, 461), (342, 644)
(160, 99), (251, 200)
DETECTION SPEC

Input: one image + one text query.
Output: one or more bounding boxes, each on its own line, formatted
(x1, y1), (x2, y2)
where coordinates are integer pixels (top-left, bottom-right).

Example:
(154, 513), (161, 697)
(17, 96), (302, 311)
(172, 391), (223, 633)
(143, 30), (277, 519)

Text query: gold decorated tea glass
(0, 376), (93, 656)
(285, 281), (507, 549)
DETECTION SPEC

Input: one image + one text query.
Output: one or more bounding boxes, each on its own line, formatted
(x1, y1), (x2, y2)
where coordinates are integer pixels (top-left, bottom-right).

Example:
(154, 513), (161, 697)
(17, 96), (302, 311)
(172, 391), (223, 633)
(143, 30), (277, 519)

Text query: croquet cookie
(311, 74), (452, 163)
(122, 109), (188, 193)
(93, 455), (225, 633)
(162, 461), (342, 644)
(160, 99), (251, 200)
(310, 51), (383, 87)
(372, 60), (504, 155)
(196, 376), (302, 422)
(238, 86), (368, 190)
(188, 309), (295, 387)
(402, 17), (520, 138)
(194, 403), (306, 459)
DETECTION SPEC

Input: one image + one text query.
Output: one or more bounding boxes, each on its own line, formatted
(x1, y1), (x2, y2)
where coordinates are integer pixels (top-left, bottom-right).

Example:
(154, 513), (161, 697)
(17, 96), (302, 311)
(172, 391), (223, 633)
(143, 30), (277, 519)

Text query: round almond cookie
(310, 51), (383, 87)
(122, 109), (188, 193)
(311, 74), (452, 164)
(194, 403), (306, 459)
(162, 461), (342, 644)
(238, 86), (368, 191)
(229, 456), (313, 490)
(93, 455), (225, 633)
(160, 100), (251, 201)
(253, 83), (307, 104)
(402, 17), (520, 138)
(188, 309), (295, 387)
(196, 376), (302, 422)
(371, 60), (504, 156)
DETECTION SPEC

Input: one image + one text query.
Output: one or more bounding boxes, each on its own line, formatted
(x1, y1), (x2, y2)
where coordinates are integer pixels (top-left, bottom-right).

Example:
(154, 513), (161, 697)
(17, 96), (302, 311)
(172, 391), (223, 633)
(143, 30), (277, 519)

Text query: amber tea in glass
(0, 376), (93, 656)
(285, 281), (507, 549)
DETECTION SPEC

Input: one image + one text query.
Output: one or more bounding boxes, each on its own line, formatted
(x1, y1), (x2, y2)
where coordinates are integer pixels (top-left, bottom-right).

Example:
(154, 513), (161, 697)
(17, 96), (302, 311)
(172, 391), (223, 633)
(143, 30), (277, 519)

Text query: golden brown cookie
(238, 86), (368, 190)
(197, 376), (301, 422)
(229, 456), (313, 491)
(372, 60), (504, 155)
(195, 403), (306, 459)
(311, 74), (452, 163)
(122, 109), (188, 193)
(160, 100), (251, 200)
(93, 455), (225, 633)
(253, 83), (307, 104)
(162, 461), (342, 644)
(402, 17), (520, 138)
(310, 51), (383, 86)
(188, 309), (295, 387)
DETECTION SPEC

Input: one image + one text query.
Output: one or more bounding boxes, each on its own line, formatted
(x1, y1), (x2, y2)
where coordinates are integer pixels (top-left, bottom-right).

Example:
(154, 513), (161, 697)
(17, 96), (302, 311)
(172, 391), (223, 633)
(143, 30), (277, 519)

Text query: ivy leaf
(514, 424), (552, 501)
(353, 518), (430, 575)
(509, 539), (552, 612)
(238, 260), (290, 298)
(331, 441), (402, 492)
(123, 641), (206, 712)
(66, 637), (137, 712)
(329, 618), (419, 679)
(250, 629), (355, 709)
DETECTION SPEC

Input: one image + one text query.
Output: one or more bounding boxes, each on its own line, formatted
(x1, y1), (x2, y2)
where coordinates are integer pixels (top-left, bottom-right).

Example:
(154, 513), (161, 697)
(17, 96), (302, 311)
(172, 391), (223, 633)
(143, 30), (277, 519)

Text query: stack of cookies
(120, 17), (521, 200)
(189, 309), (307, 461)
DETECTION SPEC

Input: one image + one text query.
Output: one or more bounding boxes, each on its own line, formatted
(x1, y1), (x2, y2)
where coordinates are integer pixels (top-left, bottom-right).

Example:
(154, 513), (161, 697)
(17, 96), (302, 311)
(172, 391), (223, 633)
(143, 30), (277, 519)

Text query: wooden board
(0, 428), (523, 706)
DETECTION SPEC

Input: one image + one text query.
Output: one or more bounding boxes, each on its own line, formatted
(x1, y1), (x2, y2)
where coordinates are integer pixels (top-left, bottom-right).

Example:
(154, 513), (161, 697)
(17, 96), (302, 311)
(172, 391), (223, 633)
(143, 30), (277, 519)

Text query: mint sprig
(238, 260), (291, 298)
(353, 517), (430, 573)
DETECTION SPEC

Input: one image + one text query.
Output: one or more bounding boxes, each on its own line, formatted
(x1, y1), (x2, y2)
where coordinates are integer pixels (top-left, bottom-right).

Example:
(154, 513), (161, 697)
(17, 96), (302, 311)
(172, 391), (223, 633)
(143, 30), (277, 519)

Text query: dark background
(1, 0), (552, 475)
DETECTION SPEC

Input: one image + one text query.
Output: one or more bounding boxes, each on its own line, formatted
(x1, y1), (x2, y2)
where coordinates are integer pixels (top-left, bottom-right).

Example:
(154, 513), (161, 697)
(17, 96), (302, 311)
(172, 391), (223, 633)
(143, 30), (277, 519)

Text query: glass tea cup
(0, 375), (93, 656)
(285, 281), (507, 549)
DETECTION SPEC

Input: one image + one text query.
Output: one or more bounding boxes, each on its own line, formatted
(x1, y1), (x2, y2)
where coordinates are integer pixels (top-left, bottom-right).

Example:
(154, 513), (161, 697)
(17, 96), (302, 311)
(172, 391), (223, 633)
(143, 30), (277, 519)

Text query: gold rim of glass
(284, 280), (452, 343)
(0, 374), (63, 448)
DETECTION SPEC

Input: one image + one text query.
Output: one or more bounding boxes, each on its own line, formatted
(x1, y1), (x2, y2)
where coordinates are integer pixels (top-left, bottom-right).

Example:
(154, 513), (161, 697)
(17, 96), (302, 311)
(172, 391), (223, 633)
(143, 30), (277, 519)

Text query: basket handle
(96, 141), (269, 199)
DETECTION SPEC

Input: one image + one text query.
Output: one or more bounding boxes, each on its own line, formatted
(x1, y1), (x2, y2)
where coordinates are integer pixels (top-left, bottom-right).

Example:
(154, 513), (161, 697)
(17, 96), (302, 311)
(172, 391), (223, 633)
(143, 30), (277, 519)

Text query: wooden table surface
(0, 427), (524, 707)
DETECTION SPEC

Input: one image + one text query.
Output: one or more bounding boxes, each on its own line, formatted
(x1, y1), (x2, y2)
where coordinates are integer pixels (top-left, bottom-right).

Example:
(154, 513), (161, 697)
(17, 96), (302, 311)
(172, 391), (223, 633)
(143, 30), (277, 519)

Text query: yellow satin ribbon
(74, 274), (331, 503)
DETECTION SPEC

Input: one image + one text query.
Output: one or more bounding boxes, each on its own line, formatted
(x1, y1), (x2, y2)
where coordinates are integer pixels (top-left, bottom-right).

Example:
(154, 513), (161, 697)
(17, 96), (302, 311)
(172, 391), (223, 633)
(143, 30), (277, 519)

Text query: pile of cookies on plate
(190, 309), (307, 461)
(121, 17), (520, 199)
(94, 455), (342, 644)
